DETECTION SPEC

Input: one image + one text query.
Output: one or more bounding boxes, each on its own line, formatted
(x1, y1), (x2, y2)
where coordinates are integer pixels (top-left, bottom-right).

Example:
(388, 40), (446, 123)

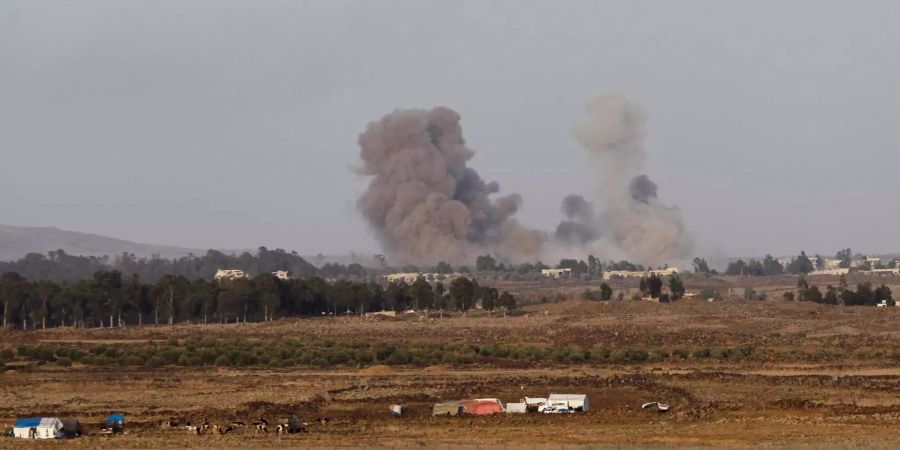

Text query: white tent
(13, 417), (64, 439)
(547, 394), (589, 412)
(505, 402), (527, 413)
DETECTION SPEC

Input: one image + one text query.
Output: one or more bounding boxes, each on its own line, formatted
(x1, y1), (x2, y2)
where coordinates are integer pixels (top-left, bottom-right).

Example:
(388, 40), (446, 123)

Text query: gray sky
(2, 0), (899, 259)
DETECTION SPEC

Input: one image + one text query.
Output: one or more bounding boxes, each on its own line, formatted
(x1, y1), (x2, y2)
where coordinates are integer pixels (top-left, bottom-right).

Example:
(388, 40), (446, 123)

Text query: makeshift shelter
(60, 419), (83, 438)
(546, 394), (589, 412)
(432, 402), (464, 416)
(460, 400), (503, 415)
(524, 397), (547, 412)
(13, 418), (64, 439)
(505, 402), (527, 413)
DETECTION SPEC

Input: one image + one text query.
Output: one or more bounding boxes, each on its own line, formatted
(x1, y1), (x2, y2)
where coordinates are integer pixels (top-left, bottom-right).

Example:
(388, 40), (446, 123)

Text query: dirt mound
(358, 365), (395, 375)
(423, 365), (451, 373)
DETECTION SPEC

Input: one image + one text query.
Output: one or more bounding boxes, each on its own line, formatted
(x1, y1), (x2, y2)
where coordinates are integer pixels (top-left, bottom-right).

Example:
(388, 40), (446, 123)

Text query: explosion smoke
(628, 174), (658, 204)
(558, 93), (693, 264)
(356, 107), (545, 265)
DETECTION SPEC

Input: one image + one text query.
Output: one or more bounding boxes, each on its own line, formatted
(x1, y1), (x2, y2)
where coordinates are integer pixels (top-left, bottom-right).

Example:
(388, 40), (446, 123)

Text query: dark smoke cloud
(357, 107), (545, 265)
(555, 93), (693, 264)
(561, 194), (593, 220)
(628, 174), (658, 204)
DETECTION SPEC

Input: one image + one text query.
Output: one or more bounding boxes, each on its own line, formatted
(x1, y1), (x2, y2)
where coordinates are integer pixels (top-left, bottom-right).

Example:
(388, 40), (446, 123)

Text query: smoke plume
(357, 107), (545, 265)
(628, 174), (658, 204)
(557, 93), (693, 264)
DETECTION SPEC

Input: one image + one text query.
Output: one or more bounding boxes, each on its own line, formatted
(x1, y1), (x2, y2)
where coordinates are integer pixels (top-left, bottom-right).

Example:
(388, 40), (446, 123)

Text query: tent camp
(546, 394), (589, 412)
(432, 403), (464, 416)
(13, 418), (64, 439)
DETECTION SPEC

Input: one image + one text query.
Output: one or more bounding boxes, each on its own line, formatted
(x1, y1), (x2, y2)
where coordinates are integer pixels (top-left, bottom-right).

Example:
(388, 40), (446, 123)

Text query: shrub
(672, 348), (689, 359)
(122, 355), (145, 366)
(625, 349), (648, 362)
(693, 348), (712, 358)
(56, 357), (73, 367)
(146, 356), (166, 368)
(214, 355), (230, 367)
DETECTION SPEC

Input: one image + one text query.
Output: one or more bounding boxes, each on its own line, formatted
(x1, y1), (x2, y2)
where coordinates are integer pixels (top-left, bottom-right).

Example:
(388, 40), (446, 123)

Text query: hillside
(0, 224), (203, 262)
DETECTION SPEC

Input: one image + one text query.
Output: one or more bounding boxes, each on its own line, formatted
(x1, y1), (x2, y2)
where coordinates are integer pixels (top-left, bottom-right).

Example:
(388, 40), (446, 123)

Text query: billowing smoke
(557, 93), (693, 264)
(561, 194), (593, 221)
(628, 174), (657, 204)
(356, 107), (545, 265)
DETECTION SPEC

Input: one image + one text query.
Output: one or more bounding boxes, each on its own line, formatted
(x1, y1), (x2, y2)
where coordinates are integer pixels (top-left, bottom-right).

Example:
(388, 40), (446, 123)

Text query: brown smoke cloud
(357, 107), (545, 265)
(558, 93), (693, 264)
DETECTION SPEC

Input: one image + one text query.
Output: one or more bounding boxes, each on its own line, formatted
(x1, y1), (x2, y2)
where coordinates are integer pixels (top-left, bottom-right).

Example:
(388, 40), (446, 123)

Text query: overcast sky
(2, 0), (899, 259)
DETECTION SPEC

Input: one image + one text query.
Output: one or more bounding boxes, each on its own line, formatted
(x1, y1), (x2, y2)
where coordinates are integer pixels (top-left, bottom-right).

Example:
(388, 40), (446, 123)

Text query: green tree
(787, 251), (814, 274)
(475, 255), (497, 272)
(1, 272), (31, 328)
(409, 276), (434, 311)
(693, 257), (711, 274)
(93, 271), (123, 327)
(434, 261), (453, 274)
(32, 280), (60, 329)
(253, 274), (281, 321)
(498, 291), (516, 314)
(480, 286), (499, 315)
(599, 283), (613, 300)
(647, 274), (663, 298)
(668, 274), (685, 300)
(762, 255), (784, 275)
(449, 277), (478, 313)
(823, 285), (839, 305)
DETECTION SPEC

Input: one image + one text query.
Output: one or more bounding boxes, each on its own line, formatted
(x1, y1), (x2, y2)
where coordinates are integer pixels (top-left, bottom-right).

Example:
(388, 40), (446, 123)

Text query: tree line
(0, 271), (516, 330)
(1, 248), (662, 284)
(791, 275), (894, 306)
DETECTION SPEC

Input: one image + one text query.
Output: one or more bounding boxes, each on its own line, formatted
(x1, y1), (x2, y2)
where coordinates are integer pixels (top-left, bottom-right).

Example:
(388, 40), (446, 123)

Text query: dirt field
(3, 279), (900, 448)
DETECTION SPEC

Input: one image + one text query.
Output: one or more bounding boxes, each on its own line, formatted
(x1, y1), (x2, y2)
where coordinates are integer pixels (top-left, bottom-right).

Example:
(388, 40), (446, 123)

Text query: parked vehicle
(100, 414), (125, 434)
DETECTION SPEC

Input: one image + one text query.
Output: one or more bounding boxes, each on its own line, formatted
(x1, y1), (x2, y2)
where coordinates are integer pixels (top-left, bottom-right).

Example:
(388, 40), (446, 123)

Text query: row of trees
(639, 274), (686, 301)
(0, 271), (516, 330)
(717, 249), (900, 277)
(0, 248), (319, 284)
(2, 249), (658, 284)
(792, 276), (894, 306)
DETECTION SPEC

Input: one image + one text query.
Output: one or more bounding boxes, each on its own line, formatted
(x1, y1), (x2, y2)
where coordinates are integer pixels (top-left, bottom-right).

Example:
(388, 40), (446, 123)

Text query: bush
(214, 355), (230, 367)
(146, 356), (166, 368)
(56, 357), (72, 367)
(0, 348), (14, 359)
(693, 348), (711, 358)
(672, 348), (689, 359)
(122, 355), (145, 366)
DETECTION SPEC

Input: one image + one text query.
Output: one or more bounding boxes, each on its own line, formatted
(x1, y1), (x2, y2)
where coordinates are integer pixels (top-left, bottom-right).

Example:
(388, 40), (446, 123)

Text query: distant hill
(0, 224), (205, 262)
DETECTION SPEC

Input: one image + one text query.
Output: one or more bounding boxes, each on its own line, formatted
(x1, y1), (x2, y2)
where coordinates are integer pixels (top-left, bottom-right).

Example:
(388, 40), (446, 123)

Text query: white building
(214, 269), (248, 281)
(809, 268), (850, 276)
(272, 270), (289, 280)
(385, 272), (422, 284)
(603, 267), (679, 280)
(542, 268), (572, 278)
(823, 259), (843, 270)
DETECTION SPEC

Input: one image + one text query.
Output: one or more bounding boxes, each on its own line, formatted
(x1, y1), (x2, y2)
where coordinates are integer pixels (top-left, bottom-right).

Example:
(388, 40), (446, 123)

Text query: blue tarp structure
(14, 418), (41, 428)
(107, 414), (125, 425)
